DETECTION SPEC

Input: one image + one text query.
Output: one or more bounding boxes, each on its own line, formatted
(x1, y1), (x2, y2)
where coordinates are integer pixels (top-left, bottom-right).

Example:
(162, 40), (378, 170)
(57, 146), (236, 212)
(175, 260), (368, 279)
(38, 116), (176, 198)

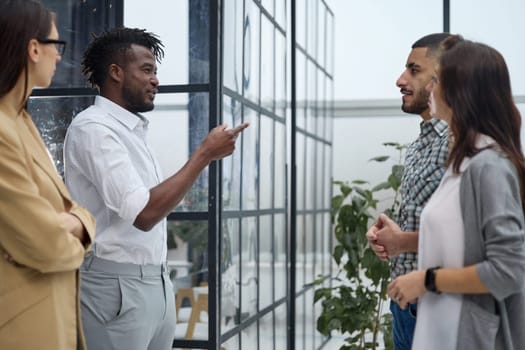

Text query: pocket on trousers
(81, 273), (127, 324)
(456, 299), (500, 350)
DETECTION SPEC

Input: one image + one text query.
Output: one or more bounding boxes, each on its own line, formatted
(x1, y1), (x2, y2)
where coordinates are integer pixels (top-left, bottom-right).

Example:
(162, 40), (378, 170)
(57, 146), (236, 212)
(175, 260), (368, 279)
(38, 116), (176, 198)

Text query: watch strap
(425, 266), (441, 294)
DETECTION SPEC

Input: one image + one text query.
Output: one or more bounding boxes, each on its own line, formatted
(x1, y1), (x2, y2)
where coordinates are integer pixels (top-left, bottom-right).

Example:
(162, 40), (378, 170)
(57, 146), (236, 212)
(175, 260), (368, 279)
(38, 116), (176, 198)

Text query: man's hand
(200, 122), (250, 161)
(366, 213), (413, 260)
(374, 213), (404, 257)
(366, 217), (389, 261)
(387, 270), (426, 309)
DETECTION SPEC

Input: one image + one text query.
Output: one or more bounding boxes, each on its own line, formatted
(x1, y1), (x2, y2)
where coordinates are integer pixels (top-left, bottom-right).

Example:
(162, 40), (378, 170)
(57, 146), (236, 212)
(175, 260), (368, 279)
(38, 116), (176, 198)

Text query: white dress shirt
(64, 96), (167, 265)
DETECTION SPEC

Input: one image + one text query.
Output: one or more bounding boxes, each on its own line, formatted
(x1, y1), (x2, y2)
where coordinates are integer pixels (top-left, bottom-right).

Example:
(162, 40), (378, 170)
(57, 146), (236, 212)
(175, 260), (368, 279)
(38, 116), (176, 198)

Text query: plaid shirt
(390, 118), (448, 279)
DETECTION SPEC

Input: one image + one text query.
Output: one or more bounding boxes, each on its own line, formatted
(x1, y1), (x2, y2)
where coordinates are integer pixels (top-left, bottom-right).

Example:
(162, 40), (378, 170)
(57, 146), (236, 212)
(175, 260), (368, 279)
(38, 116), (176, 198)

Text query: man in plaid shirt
(366, 33), (451, 350)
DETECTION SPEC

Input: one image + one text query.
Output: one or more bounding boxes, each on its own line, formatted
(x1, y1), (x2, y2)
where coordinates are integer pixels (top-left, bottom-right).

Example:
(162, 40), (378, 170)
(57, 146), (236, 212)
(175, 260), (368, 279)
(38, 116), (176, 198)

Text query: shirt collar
(419, 117), (448, 138)
(94, 95), (149, 130)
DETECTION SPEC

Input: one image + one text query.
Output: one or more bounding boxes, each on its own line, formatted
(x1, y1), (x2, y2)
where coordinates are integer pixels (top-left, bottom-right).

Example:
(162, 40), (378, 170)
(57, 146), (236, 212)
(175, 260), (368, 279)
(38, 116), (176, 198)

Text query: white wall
(329, 0), (525, 188)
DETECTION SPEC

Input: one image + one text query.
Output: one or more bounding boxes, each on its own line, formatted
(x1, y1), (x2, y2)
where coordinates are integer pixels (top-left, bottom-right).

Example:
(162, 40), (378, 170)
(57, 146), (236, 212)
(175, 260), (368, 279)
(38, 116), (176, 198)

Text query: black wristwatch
(425, 266), (441, 294)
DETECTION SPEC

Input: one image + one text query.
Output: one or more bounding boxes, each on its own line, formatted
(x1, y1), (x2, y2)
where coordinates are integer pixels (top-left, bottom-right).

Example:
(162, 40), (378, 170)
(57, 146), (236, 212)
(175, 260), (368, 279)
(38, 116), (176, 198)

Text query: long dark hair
(440, 38), (525, 207)
(82, 27), (165, 89)
(0, 0), (54, 105)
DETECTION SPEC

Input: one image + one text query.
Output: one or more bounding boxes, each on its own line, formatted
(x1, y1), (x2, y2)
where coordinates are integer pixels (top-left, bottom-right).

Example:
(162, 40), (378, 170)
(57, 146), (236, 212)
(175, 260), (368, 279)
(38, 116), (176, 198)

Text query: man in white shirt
(64, 27), (248, 350)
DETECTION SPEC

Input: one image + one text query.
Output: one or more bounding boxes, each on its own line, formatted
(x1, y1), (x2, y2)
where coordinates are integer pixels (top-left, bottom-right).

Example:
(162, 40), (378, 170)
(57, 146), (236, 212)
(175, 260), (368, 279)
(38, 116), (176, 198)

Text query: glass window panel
(275, 31), (287, 118)
(326, 80), (334, 142)
(304, 214), (314, 283)
(305, 138), (316, 209)
(260, 116), (274, 209)
(324, 144), (332, 209)
(326, 12), (334, 76)
(295, 295), (305, 350)
(306, 61), (317, 134)
(168, 220), (208, 286)
(323, 213), (331, 276)
(241, 321), (259, 349)
(275, 0), (286, 29)
(43, 0), (117, 88)
(144, 93), (189, 178)
(316, 70), (326, 138)
(244, 1), (261, 104)
(296, 133), (305, 210)
(125, 0), (209, 85)
(259, 215), (274, 309)
(315, 213), (324, 278)
(261, 16), (275, 112)
(28, 95), (95, 177)
(259, 311), (275, 349)
(262, 0), (274, 17)
(223, 95), (243, 210)
(274, 122), (286, 208)
(242, 106), (260, 210)
(222, 334), (240, 350)
(224, 0), (243, 92)
(296, 0), (306, 49)
(304, 288), (316, 349)
(295, 214), (305, 289)
(144, 93), (209, 212)
(317, 4), (326, 68)
(222, 219), (241, 334)
(296, 51), (307, 129)
(241, 217), (258, 321)
(307, 0), (317, 59)
(316, 142), (324, 209)
(275, 305), (287, 349)
(274, 214), (287, 301)
(169, 220), (209, 340)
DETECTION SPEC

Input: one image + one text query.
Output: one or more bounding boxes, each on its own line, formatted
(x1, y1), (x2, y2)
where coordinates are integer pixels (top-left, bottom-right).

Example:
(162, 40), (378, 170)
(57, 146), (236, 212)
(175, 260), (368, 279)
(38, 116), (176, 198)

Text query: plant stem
(372, 284), (384, 350)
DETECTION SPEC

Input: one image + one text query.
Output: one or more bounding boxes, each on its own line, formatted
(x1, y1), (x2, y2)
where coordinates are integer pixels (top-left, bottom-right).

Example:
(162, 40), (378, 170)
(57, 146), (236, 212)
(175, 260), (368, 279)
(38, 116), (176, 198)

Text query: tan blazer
(0, 105), (95, 350)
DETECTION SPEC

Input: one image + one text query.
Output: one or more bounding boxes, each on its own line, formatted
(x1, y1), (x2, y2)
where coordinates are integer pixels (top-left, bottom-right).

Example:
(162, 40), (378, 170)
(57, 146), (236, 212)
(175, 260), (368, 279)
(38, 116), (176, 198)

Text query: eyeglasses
(37, 38), (67, 56)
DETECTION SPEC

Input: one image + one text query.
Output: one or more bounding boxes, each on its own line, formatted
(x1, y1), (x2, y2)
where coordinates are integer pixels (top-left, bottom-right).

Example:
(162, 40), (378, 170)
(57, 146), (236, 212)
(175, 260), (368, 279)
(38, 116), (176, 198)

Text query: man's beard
(122, 85), (154, 114)
(401, 88), (429, 115)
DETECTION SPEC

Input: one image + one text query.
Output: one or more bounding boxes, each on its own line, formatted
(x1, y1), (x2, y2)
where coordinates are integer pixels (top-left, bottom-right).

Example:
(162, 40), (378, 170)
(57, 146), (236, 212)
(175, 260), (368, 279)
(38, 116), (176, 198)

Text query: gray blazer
(457, 148), (525, 350)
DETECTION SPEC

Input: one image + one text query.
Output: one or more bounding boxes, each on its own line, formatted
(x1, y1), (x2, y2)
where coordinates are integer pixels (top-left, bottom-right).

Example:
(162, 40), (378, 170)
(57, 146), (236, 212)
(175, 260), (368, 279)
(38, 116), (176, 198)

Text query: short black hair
(412, 33), (452, 58)
(82, 27), (164, 88)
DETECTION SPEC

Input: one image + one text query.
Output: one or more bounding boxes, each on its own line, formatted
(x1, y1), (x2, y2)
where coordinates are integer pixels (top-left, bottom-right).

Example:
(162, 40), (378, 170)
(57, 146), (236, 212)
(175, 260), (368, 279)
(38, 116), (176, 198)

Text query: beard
(401, 88), (429, 115)
(122, 85), (155, 114)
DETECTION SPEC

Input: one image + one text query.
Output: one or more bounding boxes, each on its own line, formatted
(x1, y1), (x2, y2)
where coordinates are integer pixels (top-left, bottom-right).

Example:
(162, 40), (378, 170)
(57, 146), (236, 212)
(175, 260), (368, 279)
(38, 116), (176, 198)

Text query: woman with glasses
(388, 35), (525, 350)
(0, 1), (95, 349)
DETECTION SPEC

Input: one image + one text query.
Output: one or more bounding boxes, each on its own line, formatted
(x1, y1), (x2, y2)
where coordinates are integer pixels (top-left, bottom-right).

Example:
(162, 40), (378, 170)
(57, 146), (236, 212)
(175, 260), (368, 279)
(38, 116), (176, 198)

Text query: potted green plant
(314, 142), (406, 350)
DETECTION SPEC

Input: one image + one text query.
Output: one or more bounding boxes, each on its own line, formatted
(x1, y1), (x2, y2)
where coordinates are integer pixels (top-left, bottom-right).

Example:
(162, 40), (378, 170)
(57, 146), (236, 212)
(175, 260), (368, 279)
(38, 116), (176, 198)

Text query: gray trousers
(80, 253), (176, 350)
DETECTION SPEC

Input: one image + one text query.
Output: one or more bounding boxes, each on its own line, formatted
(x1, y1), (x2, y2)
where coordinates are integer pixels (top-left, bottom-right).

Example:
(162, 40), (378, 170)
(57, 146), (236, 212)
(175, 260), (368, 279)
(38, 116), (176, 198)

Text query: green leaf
(388, 173), (401, 190)
(351, 179), (368, 185)
(392, 164), (404, 178)
(333, 245), (344, 265)
(340, 183), (352, 197)
(371, 181), (391, 192)
(369, 155), (390, 162)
